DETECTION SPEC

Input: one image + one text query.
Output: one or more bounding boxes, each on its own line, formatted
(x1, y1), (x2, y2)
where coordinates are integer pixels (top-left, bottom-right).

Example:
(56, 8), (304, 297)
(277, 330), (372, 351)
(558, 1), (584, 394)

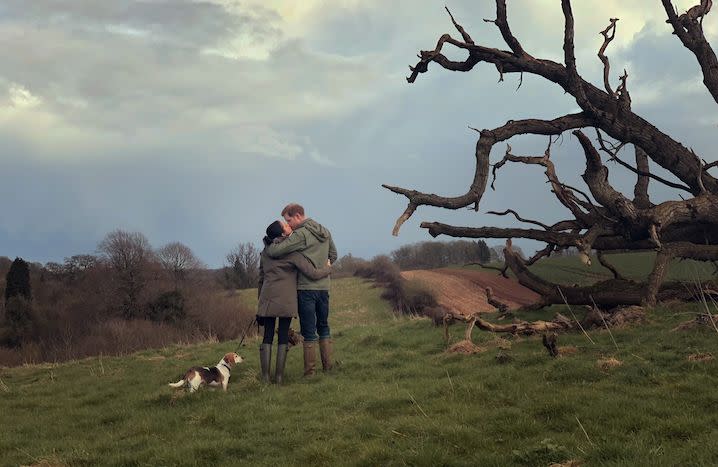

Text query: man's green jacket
(265, 218), (337, 290)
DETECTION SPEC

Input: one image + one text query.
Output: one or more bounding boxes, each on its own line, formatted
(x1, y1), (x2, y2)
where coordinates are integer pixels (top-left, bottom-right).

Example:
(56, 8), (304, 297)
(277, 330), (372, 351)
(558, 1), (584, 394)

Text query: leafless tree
(45, 255), (100, 283)
(385, 0), (718, 308)
(156, 242), (204, 288)
(98, 230), (154, 318)
(225, 242), (260, 289)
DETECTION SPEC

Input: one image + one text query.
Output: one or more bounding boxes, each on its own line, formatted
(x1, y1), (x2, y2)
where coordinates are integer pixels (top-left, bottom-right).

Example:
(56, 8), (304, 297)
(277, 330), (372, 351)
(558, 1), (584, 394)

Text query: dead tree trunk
(385, 1), (718, 308)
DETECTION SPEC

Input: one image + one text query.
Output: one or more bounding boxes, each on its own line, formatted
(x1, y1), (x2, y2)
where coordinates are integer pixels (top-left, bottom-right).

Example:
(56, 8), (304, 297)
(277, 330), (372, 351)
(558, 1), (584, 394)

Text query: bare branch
(466, 262), (509, 278)
(633, 146), (652, 208)
(649, 193), (718, 240)
(595, 130), (692, 193)
(598, 18), (619, 96)
(561, 0), (578, 77)
(644, 248), (673, 305)
(419, 222), (587, 248)
(490, 126), (598, 225)
(445, 6), (475, 45)
(384, 113), (592, 235)
(485, 287), (511, 317)
(561, 0), (593, 109)
(526, 243), (556, 266)
(663, 0), (718, 103)
(406, 6), (718, 194)
(494, 0), (527, 56)
(616, 69), (631, 107)
(486, 209), (551, 230)
(597, 250), (626, 280)
(575, 130), (640, 222)
(390, 202), (417, 237)
(394, 2), (718, 309)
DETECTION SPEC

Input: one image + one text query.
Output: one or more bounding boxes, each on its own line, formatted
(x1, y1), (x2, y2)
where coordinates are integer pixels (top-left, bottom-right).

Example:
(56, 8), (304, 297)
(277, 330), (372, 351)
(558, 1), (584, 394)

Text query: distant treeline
(0, 231), (509, 366)
(390, 239), (493, 270)
(0, 230), (256, 367)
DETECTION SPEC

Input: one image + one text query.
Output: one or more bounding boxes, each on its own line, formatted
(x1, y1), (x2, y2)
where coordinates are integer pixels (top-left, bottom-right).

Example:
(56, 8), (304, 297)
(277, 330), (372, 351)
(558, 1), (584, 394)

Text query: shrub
(1, 296), (43, 348)
(223, 242), (260, 289)
(355, 256), (438, 316)
(185, 290), (256, 341)
(391, 240), (491, 270)
(331, 254), (369, 278)
(4, 257), (31, 303)
(75, 319), (186, 357)
(147, 290), (186, 323)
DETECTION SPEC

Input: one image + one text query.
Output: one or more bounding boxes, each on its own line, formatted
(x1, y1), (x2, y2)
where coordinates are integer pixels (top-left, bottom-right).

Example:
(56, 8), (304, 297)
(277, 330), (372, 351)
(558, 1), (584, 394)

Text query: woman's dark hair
(263, 221), (284, 246)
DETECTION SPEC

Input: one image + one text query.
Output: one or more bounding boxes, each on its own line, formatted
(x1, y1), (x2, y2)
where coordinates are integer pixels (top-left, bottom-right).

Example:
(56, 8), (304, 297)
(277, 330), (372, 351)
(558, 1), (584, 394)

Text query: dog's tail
(168, 379), (186, 388)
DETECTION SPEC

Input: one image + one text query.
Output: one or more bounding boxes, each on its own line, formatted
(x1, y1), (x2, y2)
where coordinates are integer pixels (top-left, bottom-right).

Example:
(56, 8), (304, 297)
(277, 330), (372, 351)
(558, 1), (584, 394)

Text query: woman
(257, 220), (331, 384)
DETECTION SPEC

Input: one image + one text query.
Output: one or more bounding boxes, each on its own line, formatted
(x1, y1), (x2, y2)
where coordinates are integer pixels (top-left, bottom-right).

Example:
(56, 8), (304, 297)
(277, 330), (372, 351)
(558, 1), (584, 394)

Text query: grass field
(466, 251), (717, 287)
(1, 261), (717, 466)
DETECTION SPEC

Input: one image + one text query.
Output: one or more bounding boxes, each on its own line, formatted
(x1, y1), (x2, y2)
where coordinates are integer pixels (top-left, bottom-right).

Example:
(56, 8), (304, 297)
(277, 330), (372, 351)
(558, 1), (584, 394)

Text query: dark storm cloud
(0, 0), (279, 48)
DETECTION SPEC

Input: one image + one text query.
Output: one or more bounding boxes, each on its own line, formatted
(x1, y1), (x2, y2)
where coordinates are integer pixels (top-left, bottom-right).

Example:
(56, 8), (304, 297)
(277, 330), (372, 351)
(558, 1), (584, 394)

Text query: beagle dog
(288, 327), (302, 347)
(168, 352), (244, 393)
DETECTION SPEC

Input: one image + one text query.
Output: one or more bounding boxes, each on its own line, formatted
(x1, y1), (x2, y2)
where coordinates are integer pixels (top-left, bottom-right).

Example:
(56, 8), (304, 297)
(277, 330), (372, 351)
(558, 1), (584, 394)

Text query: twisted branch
(663, 0), (718, 103)
(486, 209), (551, 230)
(598, 18), (619, 96)
(384, 113), (592, 235)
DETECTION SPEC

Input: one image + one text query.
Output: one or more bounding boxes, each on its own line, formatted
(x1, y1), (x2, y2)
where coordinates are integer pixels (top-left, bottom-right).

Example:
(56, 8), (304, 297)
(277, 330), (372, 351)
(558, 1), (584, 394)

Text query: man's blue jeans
(297, 290), (330, 343)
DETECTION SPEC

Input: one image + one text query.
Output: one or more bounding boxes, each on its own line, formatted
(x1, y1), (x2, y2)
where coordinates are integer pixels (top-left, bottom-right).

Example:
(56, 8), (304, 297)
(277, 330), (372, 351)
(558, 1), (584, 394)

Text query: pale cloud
(1, 0), (716, 265)
(0, 0), (393, 165)
(309, 149), (335, 166)
(7, 84), (42, 108)
(0, 82), (125, 158)
(3, 1), (693, 165)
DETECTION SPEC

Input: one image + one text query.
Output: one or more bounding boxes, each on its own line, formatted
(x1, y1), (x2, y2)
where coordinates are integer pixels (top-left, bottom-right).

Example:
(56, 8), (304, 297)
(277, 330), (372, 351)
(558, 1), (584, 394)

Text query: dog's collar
(219, 361), (232, 371)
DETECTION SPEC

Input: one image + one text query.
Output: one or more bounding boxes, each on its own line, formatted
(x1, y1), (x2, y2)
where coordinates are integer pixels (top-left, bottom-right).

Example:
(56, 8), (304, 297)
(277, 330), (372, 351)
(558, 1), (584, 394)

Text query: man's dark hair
(281, 203), (305, 217)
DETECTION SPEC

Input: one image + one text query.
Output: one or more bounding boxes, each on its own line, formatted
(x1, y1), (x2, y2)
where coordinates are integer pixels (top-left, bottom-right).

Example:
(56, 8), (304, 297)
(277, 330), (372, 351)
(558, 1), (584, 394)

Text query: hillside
(401, 269), (541, 314)
(1, 274), (717, 466)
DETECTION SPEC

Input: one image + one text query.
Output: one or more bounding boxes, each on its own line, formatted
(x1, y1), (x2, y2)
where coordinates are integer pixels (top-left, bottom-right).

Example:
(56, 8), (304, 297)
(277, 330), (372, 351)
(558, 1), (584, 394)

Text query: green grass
(465, 251), (717, 287)
(2, 276), (718, 466)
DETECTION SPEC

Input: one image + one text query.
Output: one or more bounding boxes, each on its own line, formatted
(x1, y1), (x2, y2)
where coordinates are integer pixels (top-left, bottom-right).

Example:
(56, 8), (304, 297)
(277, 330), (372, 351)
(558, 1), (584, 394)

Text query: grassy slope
(465, 251), (717, 287)
(1, 270), (718, 466)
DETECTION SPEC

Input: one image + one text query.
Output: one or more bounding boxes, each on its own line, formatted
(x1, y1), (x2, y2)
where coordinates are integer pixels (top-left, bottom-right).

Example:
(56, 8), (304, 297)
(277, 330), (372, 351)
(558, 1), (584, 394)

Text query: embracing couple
(256, 203), (337, 385)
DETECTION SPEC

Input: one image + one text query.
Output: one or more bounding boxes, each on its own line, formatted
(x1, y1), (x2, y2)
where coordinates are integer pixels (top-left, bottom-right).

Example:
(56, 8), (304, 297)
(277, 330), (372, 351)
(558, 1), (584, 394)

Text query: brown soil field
(401, 268), (541, 315)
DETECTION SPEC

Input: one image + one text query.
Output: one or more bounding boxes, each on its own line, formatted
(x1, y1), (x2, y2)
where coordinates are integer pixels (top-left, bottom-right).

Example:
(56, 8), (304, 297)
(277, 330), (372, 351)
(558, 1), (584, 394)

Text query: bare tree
(224, 242), (260, 289)
(156, 242), (204, 288)
(46, 254), (100, 283)
(385, 1), (718, 308)
(98, 230), (154, 318)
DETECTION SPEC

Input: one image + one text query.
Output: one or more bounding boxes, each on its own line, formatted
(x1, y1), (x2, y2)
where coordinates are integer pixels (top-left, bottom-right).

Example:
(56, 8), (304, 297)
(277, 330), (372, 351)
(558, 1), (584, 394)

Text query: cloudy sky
(1, 0), (716, 267)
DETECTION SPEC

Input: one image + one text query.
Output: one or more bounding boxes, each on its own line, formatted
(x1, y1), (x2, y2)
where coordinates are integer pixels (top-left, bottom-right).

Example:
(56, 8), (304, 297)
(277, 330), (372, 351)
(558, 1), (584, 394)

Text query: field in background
(1, 255), (717, 466)
(464, 251), (717, 287)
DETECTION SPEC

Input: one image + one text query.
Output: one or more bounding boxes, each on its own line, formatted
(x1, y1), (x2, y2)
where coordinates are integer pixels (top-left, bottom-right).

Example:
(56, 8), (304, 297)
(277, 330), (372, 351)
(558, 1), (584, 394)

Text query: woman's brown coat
(257, 249), (331, 318)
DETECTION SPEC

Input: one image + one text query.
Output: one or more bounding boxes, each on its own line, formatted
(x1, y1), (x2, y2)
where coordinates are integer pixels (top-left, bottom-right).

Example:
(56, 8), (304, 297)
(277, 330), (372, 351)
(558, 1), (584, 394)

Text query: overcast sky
(1, 0), (716, 267)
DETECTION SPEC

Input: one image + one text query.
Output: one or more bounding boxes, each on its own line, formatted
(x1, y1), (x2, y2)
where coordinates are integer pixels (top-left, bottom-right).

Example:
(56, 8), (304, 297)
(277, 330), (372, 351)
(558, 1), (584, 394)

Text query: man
(265, 203), (337, 376)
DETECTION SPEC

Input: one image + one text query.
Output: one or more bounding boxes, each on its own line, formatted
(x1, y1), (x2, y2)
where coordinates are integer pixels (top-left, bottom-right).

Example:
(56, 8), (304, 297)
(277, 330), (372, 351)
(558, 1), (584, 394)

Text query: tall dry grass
(0, 262), (255, 367)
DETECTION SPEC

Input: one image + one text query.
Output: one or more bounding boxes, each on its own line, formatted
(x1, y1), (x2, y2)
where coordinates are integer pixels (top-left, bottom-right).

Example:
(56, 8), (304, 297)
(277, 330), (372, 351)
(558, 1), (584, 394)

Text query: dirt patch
(672, 313), (718, 332)
(687, 352), (714, 362)
(446, 340), (486, 354)
(138, 355), (166, 362)
(558, 345), (579, 356)
(597, 357), (622, 371)
(21, 459), (67, 467)
(608, 306), (646, 327)
(401, 269), (541, 316)
(549, 461), (582, 467)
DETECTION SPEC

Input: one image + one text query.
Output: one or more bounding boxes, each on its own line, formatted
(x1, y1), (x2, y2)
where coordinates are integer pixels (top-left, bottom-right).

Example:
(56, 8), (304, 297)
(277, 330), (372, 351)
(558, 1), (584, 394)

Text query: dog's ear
(223, 353), (234, 366)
